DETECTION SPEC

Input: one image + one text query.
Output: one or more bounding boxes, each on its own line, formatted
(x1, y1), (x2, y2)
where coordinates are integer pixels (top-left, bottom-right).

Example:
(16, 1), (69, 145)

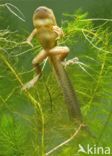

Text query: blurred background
(0, 1), (112, 156)
(1, 0), (112, 30)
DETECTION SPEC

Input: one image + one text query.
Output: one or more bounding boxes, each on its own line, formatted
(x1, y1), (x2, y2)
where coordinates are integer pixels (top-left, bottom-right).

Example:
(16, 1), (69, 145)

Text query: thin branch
(46, 124), (84, 156)
(5, 3), (26, 22)
(44, 82), (53, 112)
(12, 45), (41, 57)
(82, 30), (111, 54)
(80, 18), (112, 22)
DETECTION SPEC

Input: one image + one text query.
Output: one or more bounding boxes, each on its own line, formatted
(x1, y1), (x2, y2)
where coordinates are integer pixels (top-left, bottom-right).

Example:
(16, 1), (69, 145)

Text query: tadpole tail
(49, 56), (82, 121)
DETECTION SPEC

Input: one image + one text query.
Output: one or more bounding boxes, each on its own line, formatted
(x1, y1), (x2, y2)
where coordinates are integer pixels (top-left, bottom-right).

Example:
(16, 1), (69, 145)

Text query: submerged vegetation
(0, 3), (112, 156)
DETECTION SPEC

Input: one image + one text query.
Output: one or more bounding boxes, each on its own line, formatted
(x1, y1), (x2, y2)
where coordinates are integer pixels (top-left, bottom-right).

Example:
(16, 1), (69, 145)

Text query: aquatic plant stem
(0, 53), (45, 156)
(46, 124), (84, 156)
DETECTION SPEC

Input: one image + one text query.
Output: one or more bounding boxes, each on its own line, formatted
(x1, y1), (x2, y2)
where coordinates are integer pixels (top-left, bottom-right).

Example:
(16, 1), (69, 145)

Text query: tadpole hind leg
(22, 49), (47, 90)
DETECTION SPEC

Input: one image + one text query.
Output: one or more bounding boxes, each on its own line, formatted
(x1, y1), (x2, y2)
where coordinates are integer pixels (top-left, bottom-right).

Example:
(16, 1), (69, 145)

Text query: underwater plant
(0, 2), (112, 156)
